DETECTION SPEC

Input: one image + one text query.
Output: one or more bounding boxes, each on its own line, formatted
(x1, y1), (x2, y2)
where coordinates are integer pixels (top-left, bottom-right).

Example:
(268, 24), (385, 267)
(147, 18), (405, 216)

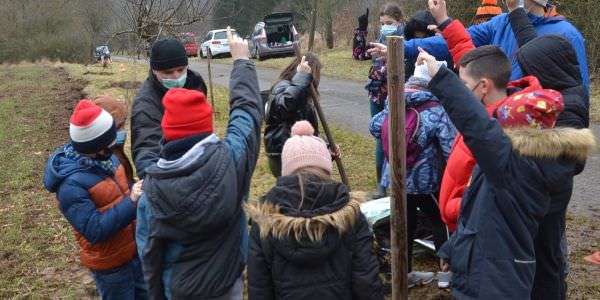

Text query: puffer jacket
(131, 69), (207, 178)
(403, 9), (590, 100)
(370, 87), (455, 194)
(247, 175), (384, 300)
(135, 59), (262, 300)
(432, 67), (596, 300)
(264, 72), (319, 156)
(43, 144), (137, 271)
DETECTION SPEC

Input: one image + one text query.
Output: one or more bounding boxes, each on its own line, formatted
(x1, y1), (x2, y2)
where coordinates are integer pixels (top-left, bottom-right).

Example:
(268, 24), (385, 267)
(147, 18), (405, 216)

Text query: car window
(204, 33), (212, 42)
(213, 31), (237, 40)
(180, 37), (193, 44)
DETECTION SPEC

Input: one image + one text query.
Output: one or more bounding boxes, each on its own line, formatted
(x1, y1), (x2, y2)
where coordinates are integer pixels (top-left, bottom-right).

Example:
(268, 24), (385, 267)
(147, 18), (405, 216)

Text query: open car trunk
(264, 12), (295, 47)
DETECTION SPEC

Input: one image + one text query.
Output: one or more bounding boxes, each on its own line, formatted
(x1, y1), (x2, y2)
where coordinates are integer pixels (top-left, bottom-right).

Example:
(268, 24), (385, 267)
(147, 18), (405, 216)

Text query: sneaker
(437, 271), (452, 288)
(408, 271), (434, 288)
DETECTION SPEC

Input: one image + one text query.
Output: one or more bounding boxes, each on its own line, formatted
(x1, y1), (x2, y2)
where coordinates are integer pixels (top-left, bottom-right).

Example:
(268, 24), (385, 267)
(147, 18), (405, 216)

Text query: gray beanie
(530, 0), (548, 7)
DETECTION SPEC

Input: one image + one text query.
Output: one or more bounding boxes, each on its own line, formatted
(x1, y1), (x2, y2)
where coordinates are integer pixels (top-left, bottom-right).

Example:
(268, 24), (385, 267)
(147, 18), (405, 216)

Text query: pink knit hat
(281, 121), (333, 176)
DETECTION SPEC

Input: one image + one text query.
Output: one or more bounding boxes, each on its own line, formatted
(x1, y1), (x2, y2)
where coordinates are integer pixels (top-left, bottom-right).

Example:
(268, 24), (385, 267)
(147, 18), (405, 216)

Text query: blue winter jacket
(370, 89), (456, 194)
(136, 59), (262, 300)
(405, 13), (590, 102)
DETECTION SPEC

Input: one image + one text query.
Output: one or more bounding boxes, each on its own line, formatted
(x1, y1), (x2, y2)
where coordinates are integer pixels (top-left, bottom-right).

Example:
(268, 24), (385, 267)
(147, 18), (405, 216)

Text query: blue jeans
(92, 257), (148, 300)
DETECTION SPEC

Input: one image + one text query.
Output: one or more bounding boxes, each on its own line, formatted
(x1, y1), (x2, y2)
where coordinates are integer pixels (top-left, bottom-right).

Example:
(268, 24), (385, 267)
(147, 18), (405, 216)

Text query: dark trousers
(91, 257), (148, 300)
(532, 210), (567, 300)
(268, 155), (282, 178)
(370, 100), (385, 184)
(407, 193), (449, 272)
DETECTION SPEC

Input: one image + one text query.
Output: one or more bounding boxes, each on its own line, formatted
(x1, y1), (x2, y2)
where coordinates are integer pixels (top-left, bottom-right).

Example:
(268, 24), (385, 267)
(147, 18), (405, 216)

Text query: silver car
(248, 13), (299, 61)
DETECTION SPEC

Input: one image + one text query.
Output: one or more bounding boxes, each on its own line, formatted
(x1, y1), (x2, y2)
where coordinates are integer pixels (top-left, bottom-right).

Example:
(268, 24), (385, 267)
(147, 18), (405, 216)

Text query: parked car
(176, 32), (199, 57)
(200, 29), (239, 58)
(249, 12), (298, 61)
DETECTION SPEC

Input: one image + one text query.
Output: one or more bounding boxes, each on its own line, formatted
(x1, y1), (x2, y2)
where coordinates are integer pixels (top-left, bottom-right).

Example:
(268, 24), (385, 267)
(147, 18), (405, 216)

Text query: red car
(176, 33), (199, 57)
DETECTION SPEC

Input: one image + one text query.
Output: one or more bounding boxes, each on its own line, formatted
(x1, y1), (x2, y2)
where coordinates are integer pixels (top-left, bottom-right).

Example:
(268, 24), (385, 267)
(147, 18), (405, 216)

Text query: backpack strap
(409, 101), (440, 142)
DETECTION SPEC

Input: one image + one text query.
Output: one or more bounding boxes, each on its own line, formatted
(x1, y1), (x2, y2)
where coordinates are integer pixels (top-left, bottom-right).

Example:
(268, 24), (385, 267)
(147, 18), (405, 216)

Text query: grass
(1, 61), (598, 299)
(591, 81), (600, 122)
(191, 46), (372, 83)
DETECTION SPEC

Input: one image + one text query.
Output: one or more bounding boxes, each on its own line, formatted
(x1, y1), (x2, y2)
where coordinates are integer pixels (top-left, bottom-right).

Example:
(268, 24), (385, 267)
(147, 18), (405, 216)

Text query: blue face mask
(161, 72), (187, 89)
(380, 24), (399, 38)
(115, 130), (127, 146)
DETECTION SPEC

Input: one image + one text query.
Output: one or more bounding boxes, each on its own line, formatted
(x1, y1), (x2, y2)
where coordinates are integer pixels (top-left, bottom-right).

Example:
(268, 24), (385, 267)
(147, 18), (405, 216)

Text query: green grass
(191, 47), (372, 83)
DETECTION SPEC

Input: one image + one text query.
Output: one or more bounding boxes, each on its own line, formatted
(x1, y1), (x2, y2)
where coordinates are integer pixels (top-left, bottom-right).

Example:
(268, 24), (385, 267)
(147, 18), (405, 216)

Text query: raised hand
(417, 47), (442, 78)
(227, 26), (249, 61)
(130, 179), (144, 203)
(367, 42), (388, 56)
(428, 0), (449, 25)
(296, 56), (312, 74)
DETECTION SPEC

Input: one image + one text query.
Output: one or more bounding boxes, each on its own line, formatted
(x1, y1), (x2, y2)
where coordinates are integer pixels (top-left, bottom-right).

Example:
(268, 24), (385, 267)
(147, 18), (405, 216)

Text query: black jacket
(136, 60), (262, 300)
(264, 73), (319, 156)
(131, 69), (207, 178)
(247, 175), (384, 300)
(431, 67), (596, 300)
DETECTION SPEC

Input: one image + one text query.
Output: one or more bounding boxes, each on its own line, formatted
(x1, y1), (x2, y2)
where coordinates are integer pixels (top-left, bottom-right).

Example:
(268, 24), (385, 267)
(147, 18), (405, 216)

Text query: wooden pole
(386, 35), (407, 300)
(206, 46), (215, 110)
(308, 0), (318, 51)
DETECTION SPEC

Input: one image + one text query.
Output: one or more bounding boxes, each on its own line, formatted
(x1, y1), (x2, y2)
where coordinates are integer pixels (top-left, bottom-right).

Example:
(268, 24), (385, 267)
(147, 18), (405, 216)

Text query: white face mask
(160, 72), (187, 89)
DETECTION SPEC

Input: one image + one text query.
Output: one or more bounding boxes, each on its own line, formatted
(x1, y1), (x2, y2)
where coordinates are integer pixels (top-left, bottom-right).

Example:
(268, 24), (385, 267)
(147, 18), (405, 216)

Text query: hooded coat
(247, 175), (384, 300)
(431, 67), (596, 300)
(131, 69), (207, 178)
(135, 60), (262, 300)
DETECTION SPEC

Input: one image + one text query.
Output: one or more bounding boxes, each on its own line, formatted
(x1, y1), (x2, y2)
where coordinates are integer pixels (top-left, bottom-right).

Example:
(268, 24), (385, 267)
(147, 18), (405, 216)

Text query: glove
(358, 8), (369, 31)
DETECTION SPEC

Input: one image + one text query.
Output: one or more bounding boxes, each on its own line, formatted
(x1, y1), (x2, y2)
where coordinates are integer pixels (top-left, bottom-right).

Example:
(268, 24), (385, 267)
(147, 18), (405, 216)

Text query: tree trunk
(325, 16), (334, 49)
(308, 0), (318, 51)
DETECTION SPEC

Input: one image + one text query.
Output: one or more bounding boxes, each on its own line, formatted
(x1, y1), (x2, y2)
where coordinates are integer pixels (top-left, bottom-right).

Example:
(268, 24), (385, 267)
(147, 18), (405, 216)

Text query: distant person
(248, 121), (384, 300)
(100, 45), (112, 66)
(369, 61), (455, 288)
(403, 10), (439, 79)
(472, 0), (502, 24)
(366, 2), (405, 198)
(43, 100), (147, 299)
(131, 39), (207, 179)
(93, 95), (135, 184)
(264, 54), (322, 177)
(353, 8), (371, 61)
(135, 28), (262, 300)
(419, 48), (596, 300)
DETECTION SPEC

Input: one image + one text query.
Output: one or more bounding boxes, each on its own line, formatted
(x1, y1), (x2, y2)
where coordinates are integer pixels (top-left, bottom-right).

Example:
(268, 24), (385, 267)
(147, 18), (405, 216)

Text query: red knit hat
(161, 88), (213, 142)
(70, 100), (116, 154)
(495, 89), (564, 129)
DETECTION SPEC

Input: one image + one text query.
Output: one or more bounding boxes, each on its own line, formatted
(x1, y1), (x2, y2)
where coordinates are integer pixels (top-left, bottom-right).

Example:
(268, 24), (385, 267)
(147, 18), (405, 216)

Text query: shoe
(437, 271), (452, 288)
(408, 271), (434, 288)
(371, 186), (387, 199)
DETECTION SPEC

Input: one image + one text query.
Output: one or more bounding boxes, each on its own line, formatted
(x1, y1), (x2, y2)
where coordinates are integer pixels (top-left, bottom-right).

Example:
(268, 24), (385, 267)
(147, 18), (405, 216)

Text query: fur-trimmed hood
(247, 174), (365, 263)
(505, 127), (597, 161)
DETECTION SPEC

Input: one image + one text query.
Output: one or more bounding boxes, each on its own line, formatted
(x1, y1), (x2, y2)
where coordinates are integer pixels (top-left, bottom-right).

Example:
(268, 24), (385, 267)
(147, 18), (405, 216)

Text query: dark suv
(248, 12), (298, 61)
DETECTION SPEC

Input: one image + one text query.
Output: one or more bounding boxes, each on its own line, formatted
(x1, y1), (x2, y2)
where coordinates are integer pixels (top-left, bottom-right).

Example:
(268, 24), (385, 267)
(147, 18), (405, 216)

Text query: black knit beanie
(150, 39), (188, 70)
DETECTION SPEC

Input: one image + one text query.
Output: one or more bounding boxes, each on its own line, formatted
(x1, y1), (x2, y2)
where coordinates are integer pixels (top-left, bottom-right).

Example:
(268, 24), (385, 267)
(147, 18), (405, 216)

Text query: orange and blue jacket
(44, 144), (137, 270)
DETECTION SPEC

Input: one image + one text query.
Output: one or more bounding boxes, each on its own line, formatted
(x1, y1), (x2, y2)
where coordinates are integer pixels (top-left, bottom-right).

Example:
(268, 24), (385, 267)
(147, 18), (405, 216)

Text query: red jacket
(441, 20), (475, 70)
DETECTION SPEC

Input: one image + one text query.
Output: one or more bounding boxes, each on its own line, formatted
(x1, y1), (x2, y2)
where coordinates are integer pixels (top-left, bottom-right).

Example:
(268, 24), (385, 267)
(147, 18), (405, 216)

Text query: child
(352, 8), (371, 61)
(369, 61), (455, 287)
(419, 49), (596, 299)
(472, 0), (502, 25)
(135, 29), (262, 300)
(43, 100), (147, 299)
(264, 54), (321, 177)
(248, 121), (384, 300)
(93, 95), (135, 184)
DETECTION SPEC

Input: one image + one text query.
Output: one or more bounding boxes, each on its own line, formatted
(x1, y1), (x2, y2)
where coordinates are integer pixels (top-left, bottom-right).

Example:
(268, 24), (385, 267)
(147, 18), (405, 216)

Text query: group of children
(43, 1), (596, 300)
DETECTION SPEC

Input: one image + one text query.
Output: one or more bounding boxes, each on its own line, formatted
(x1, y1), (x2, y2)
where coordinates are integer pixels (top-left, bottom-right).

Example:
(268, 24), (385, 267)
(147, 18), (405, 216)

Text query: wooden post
(386, 35), (407, 300)
(308, 0), (318, 51)
(206, 47), (215, 110)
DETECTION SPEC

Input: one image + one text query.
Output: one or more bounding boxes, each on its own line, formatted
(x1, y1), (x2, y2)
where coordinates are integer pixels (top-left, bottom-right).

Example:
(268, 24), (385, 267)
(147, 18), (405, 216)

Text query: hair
(277, 52), (321, 90)
(292, 166), (333, 210)
(380, 2), (404, 22)
(404, 10), (436, 41)
(458, 45), (511, 89)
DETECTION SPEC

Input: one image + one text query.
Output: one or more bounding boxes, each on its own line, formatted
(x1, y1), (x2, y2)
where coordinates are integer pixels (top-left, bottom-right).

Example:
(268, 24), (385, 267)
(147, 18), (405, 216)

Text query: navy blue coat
(430, 67), (595, 299)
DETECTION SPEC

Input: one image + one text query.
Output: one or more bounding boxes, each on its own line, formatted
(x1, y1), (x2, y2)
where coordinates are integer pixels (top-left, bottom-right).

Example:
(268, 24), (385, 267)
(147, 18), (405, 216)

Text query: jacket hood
(505, 127), (597, 161)
(247, 175), (365, 263)
(517, 34), (582, 91)
(43, 144), (115, 192)
(405, 90), (439, 107)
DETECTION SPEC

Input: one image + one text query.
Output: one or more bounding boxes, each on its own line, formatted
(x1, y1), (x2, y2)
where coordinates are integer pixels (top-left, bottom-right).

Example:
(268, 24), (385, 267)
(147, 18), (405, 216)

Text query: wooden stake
(386, 35), (408, 300)
(206, 47), (215, 110)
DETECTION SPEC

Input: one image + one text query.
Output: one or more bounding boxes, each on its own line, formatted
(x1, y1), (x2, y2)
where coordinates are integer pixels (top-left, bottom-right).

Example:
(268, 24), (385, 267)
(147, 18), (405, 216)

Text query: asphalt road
(116, 56), (599, 219)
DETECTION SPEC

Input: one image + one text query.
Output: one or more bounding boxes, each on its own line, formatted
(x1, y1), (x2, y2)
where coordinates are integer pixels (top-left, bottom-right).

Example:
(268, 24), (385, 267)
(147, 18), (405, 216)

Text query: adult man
(131, 39), (207, 178)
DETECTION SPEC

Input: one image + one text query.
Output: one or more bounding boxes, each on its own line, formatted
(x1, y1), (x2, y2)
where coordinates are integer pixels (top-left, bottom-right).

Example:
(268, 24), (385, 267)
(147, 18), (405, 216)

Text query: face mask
(380, 24), (399, 39)
(161, 72), (187, 89)
(471, 80), (486, 105)
(115, 130), (127, 146)
(95, 148), (113, 161)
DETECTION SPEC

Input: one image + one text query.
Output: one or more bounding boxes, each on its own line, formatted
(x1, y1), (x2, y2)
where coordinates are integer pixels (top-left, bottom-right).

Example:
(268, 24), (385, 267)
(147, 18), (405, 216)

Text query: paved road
(115, 56), (599, 219)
